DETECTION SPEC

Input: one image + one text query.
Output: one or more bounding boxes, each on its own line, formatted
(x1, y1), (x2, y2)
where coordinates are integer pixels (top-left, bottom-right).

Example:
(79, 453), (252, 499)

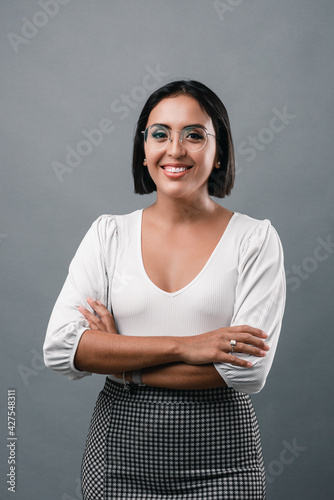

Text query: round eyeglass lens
(145, 125), (170, 150)
(179, 126), (207, 152)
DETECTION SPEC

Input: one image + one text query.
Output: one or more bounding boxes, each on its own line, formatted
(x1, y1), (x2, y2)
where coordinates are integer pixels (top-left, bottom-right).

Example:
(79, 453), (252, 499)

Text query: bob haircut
(132, 80), (235, 198)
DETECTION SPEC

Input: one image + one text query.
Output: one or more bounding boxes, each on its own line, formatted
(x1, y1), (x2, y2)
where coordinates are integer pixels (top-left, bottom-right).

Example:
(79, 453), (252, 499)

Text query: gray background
(1, 0), (333, 498)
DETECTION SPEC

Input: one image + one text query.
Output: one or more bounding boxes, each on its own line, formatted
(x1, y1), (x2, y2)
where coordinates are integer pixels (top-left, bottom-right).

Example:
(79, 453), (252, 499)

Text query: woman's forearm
(74, 321), (268, 375)
(74, 329), (184, 374)
(140, 363), (227, 390)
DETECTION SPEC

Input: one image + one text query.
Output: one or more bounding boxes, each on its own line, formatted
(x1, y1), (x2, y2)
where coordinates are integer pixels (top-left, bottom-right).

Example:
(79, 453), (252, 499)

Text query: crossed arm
(74, 297), (269, 390)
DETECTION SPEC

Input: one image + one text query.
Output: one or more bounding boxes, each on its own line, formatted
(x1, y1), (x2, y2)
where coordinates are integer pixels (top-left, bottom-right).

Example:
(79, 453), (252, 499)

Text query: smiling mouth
(161, 165), (193, 173)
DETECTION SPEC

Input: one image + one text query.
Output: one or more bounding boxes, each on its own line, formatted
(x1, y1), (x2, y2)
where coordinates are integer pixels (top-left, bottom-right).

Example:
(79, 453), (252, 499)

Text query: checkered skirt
(81, 377), (266, 499)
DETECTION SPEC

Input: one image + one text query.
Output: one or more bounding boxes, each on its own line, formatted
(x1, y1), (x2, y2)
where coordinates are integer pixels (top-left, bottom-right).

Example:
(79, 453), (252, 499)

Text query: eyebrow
(151, 123), (207, 130)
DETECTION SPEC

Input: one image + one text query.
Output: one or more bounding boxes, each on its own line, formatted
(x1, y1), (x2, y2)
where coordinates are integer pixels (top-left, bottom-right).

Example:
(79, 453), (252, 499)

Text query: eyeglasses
(141, 124), (216, 153)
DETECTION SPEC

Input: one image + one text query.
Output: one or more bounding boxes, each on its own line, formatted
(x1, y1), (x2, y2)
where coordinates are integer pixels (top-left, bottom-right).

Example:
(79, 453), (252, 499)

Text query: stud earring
(143, 158), (147, 165)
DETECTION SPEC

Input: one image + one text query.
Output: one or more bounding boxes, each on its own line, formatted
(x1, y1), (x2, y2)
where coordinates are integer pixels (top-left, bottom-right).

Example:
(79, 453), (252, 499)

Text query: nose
(166, 131), (187, 157)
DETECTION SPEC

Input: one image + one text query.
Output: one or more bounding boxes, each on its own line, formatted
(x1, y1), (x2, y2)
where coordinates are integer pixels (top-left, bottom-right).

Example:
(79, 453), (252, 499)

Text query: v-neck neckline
(138, 208), (237, 297)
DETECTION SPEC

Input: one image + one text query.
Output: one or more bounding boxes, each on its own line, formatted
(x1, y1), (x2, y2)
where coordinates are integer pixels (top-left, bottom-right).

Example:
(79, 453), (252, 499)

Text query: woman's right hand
(179, 325), (269, 368)
(78, 297), (118, 334)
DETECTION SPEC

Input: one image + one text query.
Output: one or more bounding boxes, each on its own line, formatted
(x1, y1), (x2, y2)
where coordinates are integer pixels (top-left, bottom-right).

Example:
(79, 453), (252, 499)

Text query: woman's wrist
(172, 336), (193, 363)
(140, 363), (226, 390)
(121, 370), (146, 386)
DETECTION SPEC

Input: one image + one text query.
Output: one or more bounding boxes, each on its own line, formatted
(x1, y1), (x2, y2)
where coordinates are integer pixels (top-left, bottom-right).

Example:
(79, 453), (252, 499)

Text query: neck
(146, 190), (222, 227)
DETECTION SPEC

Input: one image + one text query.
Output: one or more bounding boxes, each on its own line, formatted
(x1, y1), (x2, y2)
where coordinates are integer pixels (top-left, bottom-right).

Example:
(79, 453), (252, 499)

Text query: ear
(212, 150), (220, 169)
(143, 158), (147, 166)
(213, 153), (220, 169)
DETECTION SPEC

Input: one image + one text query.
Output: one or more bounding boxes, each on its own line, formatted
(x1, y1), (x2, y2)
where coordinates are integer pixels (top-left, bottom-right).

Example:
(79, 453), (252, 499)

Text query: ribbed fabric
(43, 208), (286, 394)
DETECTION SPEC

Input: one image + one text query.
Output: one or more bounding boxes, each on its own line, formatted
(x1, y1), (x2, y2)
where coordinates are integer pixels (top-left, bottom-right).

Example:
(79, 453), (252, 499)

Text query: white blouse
(43, 208), (286, 394)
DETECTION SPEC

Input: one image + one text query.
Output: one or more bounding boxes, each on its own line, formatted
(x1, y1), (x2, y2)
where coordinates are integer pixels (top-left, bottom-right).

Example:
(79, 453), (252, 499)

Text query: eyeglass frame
(141, 124), (217, 152)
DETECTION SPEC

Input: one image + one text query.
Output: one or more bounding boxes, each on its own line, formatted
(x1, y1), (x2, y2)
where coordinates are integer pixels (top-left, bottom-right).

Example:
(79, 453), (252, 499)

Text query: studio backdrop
(1, 1), (333, 499)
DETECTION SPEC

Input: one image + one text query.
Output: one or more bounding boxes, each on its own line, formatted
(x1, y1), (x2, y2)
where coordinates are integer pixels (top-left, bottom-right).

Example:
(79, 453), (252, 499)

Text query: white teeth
(164, 167), (187, 173)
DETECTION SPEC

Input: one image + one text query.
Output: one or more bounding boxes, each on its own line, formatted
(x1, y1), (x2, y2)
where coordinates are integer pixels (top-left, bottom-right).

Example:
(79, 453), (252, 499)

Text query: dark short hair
(132, 80), (235, 198)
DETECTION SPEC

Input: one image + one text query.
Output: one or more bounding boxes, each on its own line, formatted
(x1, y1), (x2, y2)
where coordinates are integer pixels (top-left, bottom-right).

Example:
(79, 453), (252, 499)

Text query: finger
(232, 324), (268, 339)
(78, 305), (100, 321)
(88, 320), (100, 330)
(224, 354), (253, 368)
(228, 330), (269, 351)
(78, 306), (103, 330)
(86, 298), (117, 333)
(234, 335), (270, 352)
(78, 306), (107, 329)
(87, 297), (111, 315)
(232, 342), (268, 357)
(86, 298), (115, 323)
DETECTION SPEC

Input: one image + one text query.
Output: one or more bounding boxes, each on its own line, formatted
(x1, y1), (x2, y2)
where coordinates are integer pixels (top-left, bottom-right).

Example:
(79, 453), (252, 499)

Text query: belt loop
(122, 372), (131, 392)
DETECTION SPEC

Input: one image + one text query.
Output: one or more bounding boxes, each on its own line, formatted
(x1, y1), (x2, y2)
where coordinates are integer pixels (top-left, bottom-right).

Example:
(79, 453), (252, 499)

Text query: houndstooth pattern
(81, 378), (266, 499)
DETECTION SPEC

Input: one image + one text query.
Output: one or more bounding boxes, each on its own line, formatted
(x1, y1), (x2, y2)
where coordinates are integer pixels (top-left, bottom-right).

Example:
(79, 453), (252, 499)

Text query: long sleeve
(43, 214), (117, 380)
(214, 219), (286, 394)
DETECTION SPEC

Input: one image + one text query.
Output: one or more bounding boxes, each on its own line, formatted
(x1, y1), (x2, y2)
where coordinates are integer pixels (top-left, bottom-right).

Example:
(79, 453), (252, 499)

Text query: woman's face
(143, 94), (218, 200)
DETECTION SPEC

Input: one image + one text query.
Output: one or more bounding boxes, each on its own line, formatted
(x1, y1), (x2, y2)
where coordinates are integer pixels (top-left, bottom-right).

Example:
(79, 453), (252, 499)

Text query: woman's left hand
(78, 297), (118, 334)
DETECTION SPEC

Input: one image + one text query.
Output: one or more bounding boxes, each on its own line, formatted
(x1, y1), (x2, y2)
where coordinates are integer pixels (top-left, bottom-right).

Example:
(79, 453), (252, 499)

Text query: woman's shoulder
(232, 211), (272, 236)
(93, 208), (141, 226)
(89, 208), (142, 238)
(231, 211), (283, 255)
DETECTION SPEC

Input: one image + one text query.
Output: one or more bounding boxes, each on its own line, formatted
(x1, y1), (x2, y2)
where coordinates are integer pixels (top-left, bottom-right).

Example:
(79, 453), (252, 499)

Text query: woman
(43, 80), (286, 499)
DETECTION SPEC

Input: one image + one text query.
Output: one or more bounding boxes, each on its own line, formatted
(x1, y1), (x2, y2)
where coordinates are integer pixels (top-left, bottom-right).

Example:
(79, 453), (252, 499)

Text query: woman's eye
(185, 130), (204, 141)
(189, 133), (202, 140)
(152, 130), (168, 140)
